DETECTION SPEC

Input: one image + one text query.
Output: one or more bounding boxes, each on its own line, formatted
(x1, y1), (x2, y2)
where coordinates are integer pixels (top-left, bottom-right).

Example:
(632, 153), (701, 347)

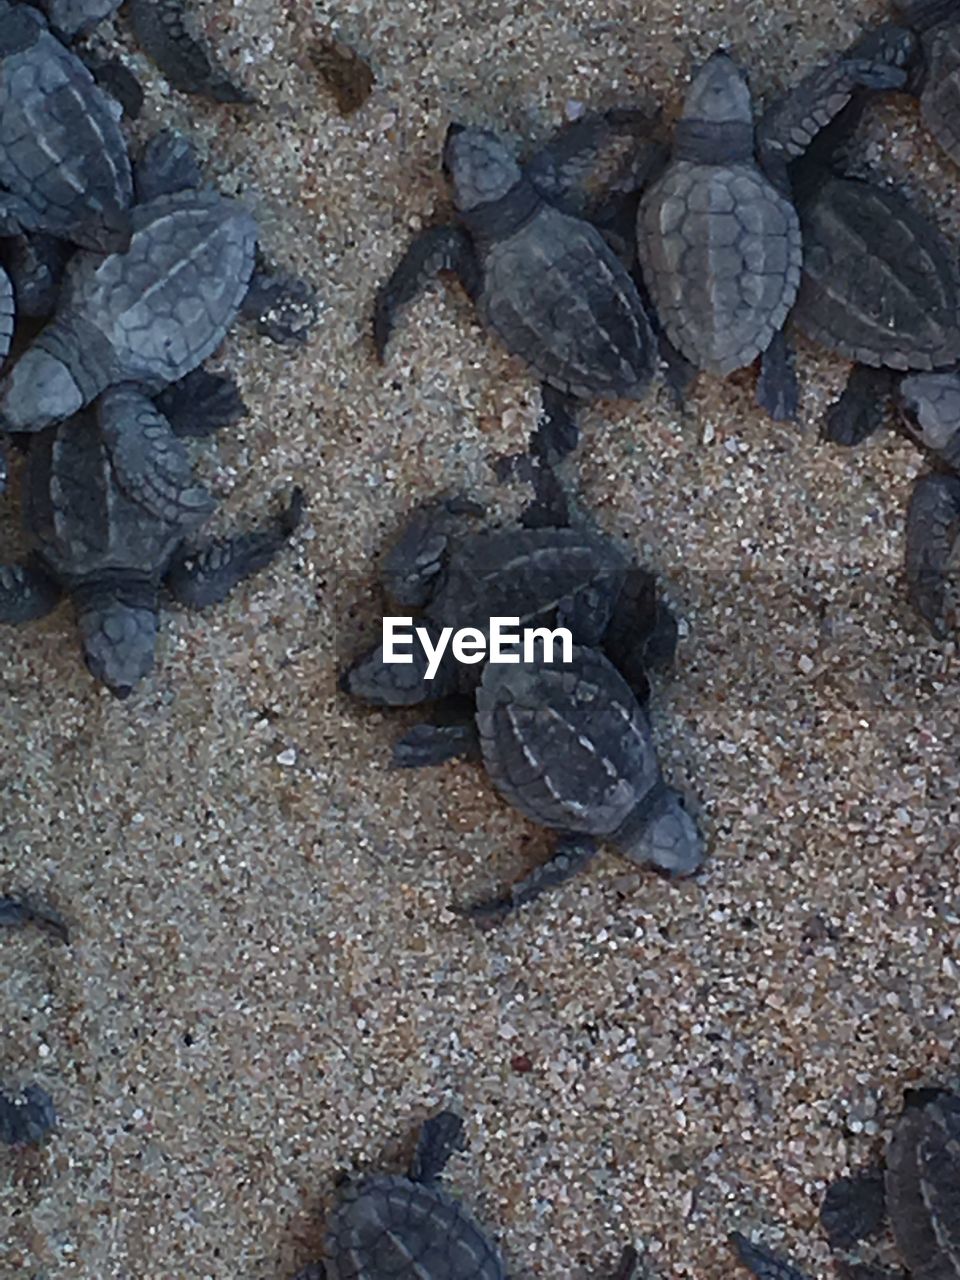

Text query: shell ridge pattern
(800, 182), (960, 366)
(482, 208), (648, 395)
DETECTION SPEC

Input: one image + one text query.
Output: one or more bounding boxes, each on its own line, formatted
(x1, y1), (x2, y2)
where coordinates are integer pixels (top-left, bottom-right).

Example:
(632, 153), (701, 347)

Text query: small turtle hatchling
(0, 189), (258, 433)
(731, 1087), (960, 1280)
(0, 1), (133, 252)
(299, 1110), (644, 1279)
(464, 643), (702, 918)
(0, 386), (301, 695)
(343, 491), (676, 724)
(375, 117), (660, 459)
(310, 1110), (506, 1280)
(636, 48), (904, 417)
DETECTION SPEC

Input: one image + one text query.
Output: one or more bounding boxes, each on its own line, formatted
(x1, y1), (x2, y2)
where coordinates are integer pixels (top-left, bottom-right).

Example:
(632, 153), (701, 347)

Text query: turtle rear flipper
(465, 834), (600, 922)
(822, 367), (899, 446)
(410, 1110), (466, 1184)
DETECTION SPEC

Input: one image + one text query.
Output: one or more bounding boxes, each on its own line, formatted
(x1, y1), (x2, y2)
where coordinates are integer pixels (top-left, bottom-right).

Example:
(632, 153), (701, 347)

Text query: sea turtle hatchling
(0, 1), (133, 252)
(375, 116), (661, 460)
(0, 188), (258, 433)
(298, 1109), (644, 1280)
(635, 48), (905, 417)
(0, 385), (301, 695)
(342, 490), (677, 722)
(731, 1087), (960, 1280)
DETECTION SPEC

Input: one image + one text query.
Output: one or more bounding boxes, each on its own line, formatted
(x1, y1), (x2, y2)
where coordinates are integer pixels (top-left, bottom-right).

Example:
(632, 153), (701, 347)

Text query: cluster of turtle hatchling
(0, 0), (316, 695)
(2, 0), (960, 1277)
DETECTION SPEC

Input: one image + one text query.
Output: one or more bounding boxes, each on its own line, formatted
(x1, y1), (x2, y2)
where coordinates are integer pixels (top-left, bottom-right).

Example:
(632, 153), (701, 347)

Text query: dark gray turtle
(0, 386), (301, 695)
(0, 1084), (56, 1146)
(127, 0), (254, 104)
(0, 259), (12, 492)
(635, 49), (904, 416)
(791, 172), (960, 443)
(0, 189), (258, 433)
(0, 1), (133, 252)
(375, 117), (660, 459)
(732, 1088), (960, 1280)
(343, 492), (676, 717)
(318, 1110), (506, 1280)
(903, 468), (960, 638)
(464, 643), (702, 918)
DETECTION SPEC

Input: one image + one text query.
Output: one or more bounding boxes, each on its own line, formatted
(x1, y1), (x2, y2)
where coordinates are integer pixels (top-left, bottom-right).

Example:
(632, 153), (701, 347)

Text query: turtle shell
(25, 412), (203, 584)
(57, 190), (257, 389)
(0, 4), (132, 251)
(428, 527), (626, 635)
(476, 643), (661, 837)
(885, 1089), (960, 1278)
(922, 20), (960, 167)
(324, 1175), (506, 1280)
(793, 174), (960, 370)
(637, 160), (801, 374)
(479, 203), (656, 400)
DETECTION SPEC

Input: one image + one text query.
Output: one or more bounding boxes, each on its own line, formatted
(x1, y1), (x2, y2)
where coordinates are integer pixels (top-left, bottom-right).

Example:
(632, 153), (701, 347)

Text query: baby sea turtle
(0, 2), (133, 252)
(315, 1110), (506, 1280)
(466, 643), (702, 918)
(375, 117), (660, 458)
(636, 49), (904, 416)
(0, 189), (258, 433)
(731, 1087), (960, 1280)
(0, 386), (301, 695)
(300, 1110), (643, 1280)
(343, 492), (676, 717)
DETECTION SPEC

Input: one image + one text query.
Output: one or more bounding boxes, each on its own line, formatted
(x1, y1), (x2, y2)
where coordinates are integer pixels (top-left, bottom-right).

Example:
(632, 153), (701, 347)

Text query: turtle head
(623, 786), (703, 877)
(0, 349), (84, 433)
(443, 124), (522, 211)
(78, 596), (159, 698)
(683, 50), (752, 126)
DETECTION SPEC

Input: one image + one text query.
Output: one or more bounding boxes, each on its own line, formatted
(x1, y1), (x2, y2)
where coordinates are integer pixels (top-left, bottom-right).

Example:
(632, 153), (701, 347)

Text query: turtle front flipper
(729, 1231), (813, 1280)
(757, 329), (799, 422)
(127, 0), (255, 104)
(526, 108), (663, 213)
(392, 722), (480, 769)
(820, 1168), (887, 1250)
(904, 472), (960, 636)
(0, 1085), (57, 1147)
(154, 369), (248, 439)
(241, 265), (320, 346)
(603, 566), (676, 701)
(409, 1109), (466, 1184)
(374, 225), (481, 360)
(612, 1245), (642, 1280)
(465, 834), (600, 922)
(0, 563), (61, 623)
(823, 366), (900, 446)
(134, 130), (202, 203)
(757, 53), (908, 176)
(0, 896), (69, 944)
(5, 234), (65, 320)
(98, 386), (215, 526)
(165, 488), (303, 609)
